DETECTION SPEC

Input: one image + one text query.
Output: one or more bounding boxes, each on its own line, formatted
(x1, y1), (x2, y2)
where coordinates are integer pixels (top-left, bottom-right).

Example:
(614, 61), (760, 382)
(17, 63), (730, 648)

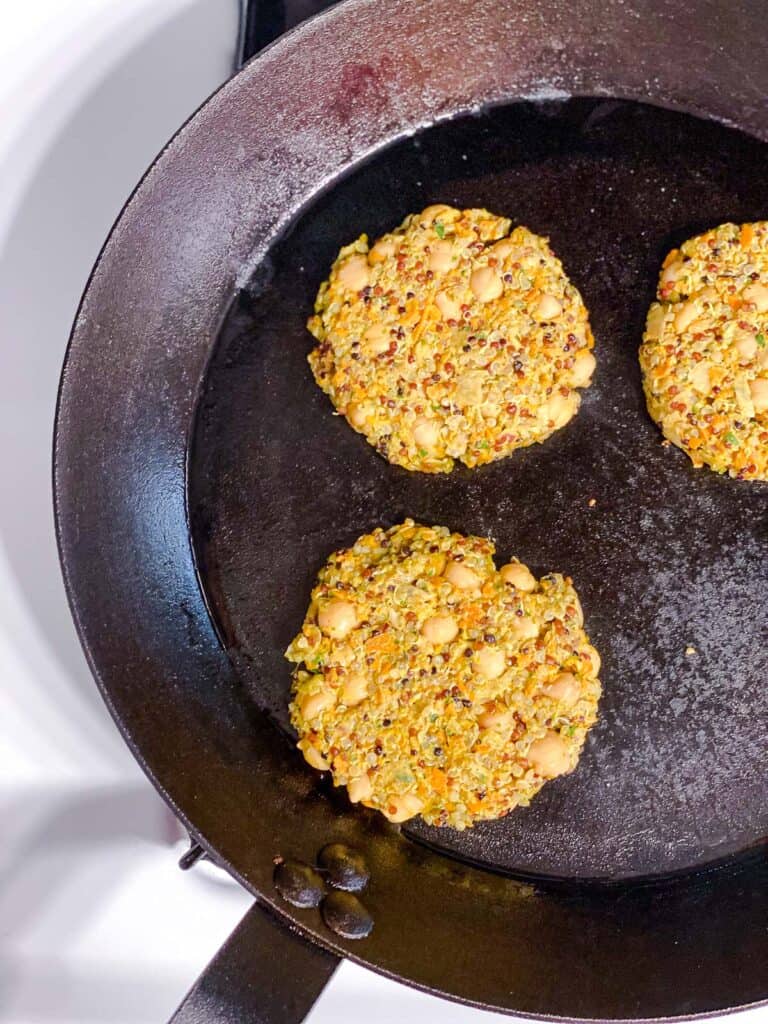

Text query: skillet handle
(169, 899), (340, 1024)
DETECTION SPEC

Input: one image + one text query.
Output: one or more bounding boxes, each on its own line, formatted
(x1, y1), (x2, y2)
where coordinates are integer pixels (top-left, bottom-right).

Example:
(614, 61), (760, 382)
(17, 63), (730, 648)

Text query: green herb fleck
(565, 724), (577, 738)
(418, 448), (428, 458)
(724, 431), (739, 447)
(757, 333), (766, 348)
(434, 221), (445, 239)
(478, 440), (490, 450)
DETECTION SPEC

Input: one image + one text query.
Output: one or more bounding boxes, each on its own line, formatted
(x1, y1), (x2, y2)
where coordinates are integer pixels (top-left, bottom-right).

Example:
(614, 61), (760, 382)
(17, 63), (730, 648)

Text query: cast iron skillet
(54, 1), (768, 1021)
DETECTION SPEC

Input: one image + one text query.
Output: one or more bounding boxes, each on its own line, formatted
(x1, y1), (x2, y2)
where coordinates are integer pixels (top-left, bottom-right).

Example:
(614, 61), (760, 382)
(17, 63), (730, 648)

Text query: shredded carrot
(740, 224), (754, 249)
(462, 605), (484, 627)
(662, 248), (680, 269)
(364, 633), (397, 655)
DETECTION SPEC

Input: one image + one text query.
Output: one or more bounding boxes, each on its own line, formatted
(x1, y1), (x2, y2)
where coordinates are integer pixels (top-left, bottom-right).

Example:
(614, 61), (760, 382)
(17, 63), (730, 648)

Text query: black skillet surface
(54, 1), (768, 1019)
(191, 97), (768, 881)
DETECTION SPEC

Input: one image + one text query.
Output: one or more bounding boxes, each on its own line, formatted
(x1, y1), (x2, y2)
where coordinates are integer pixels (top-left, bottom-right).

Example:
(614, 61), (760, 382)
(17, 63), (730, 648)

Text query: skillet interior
(189, 97), (768, 881)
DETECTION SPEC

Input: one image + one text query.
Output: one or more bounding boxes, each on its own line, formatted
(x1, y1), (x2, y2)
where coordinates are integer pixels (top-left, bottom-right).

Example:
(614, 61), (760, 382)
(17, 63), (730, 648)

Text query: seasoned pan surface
(190, 98), (768, 880)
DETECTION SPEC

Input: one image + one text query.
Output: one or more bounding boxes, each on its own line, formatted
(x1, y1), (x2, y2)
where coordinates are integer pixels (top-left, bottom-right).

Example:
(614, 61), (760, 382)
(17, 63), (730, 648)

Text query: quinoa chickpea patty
(307, 206), (596, 473)
(640, 222), (768, 480)
(285, 521), (601, 829)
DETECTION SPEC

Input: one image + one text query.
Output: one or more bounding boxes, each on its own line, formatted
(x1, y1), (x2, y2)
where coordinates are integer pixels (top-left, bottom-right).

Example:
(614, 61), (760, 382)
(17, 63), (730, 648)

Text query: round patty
(640, 222), (768, 480)
(285, 521), (601, 830)
(307, 206), (595, 473)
